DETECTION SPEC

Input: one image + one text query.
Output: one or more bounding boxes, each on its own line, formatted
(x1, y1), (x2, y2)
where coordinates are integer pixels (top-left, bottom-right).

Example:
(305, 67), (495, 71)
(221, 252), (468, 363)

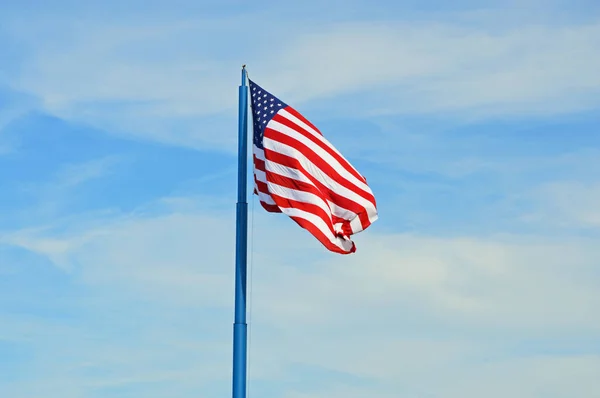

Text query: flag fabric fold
(249, 79), (378, 254)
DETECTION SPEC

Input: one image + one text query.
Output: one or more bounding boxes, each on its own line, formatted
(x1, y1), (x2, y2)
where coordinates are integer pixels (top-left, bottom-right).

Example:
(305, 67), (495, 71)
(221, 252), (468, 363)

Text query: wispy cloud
(52, 156), (122, 189)
(11, 156), (125, 223)
(523, 181), (600, 228)
(2, 201), (599, 397)
(263, 20), (600, 116)
(1, 8), (598, 149)
(0, 86), (39, 154)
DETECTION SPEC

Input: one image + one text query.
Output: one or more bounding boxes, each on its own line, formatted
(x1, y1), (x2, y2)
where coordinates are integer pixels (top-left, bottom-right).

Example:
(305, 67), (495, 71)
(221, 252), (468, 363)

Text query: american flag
(249, 80), (378, 254)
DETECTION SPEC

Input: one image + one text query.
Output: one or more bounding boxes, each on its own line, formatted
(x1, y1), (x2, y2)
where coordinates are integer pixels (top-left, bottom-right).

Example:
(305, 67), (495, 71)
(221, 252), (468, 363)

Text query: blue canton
(249, 79), (287, 149)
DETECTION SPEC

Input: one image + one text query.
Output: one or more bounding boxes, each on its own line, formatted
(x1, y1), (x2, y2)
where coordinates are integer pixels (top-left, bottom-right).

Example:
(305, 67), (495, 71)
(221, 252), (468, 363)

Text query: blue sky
(1, 0), (600, 397)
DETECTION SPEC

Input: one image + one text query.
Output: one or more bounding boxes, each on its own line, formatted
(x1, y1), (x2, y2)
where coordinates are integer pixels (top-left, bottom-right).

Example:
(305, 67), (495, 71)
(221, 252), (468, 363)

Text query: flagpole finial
(241, 65), (248, 86)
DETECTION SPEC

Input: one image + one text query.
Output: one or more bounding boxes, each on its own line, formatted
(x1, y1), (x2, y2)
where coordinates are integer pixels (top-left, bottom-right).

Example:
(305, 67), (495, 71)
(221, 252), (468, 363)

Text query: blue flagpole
(232, 66), (249, 398)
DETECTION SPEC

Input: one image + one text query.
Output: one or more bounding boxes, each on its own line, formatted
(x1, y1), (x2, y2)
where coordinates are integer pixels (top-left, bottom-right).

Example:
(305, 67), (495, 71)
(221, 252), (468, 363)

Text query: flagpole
(232, 65), (249, 398)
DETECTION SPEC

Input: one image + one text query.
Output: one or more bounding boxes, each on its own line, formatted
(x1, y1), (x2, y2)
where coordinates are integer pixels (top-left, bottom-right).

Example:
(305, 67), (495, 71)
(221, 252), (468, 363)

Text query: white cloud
(279, 355), (600, 398)
(432, 355), (600, 398)
(6, 203), (600, 331)
(2, 12), (599, 150)
(0, 88), (39, 154)
(54, 156), (123, 188)
(263, 21), (600, 117)
(4, 156), (125, 225)
(523, 181), (600, 228)
(2, 200), (599, 397)
(251, 232), (600, 333)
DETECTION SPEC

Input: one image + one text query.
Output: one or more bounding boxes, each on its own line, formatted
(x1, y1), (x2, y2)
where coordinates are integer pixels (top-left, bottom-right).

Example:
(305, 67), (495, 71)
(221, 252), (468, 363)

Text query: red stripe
(287, 214), (355, 254)
(266, 171), (326, 202)
(253, 154), (266, 171)
(331, 216), (353, 236)
(264, 149), (371, 230)
(269, 193), (335, 235)
(254, 182), (281, 213)
(273, 113), (367, 185)
(260, 201), (281, 213)
(253, 151), (279, 212)
(266, 172), (365, 236)
(266, 172), (360, 236)
(264, 129), (376, 204)
(255, 179), (269, 195)
(285, 106), (322, 137)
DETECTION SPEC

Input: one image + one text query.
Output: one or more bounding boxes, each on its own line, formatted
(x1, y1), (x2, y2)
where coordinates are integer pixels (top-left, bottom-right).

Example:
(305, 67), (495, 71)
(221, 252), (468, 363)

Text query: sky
(1, 0), (600, 397)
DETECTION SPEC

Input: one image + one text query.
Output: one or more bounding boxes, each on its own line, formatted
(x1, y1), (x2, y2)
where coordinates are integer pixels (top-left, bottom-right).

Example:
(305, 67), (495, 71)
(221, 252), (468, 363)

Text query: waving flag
(249, 80), (378, 254)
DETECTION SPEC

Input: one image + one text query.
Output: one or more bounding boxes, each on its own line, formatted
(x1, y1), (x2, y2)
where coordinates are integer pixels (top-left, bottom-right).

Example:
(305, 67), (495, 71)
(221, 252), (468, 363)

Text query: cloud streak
(2, 200), (599, 397)
(1, 10), (598, 149)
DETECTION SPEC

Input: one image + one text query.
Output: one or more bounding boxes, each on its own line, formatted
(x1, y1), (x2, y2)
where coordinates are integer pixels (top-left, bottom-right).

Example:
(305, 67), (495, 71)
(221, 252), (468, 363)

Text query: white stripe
(278, 109), (364, 179)
(350, 215), (364, 233)
(279, 109), (342, 156)
(256, 144), (355, 220)
(269, 119), (371, 194)
(278, 207), (354, 252)
(257, 139), (376, 226)
(253, 145), (276, 206)
(264, 160), (358, 222)
(333, 211), (374, 236)
(264, 138), (377, 222)
(267, 182), (333, 222)
(257, 189), (276, 205)
(264, 161), (312, 185)
(254, 168), (268, 185)
(254, 145), (265, 160)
